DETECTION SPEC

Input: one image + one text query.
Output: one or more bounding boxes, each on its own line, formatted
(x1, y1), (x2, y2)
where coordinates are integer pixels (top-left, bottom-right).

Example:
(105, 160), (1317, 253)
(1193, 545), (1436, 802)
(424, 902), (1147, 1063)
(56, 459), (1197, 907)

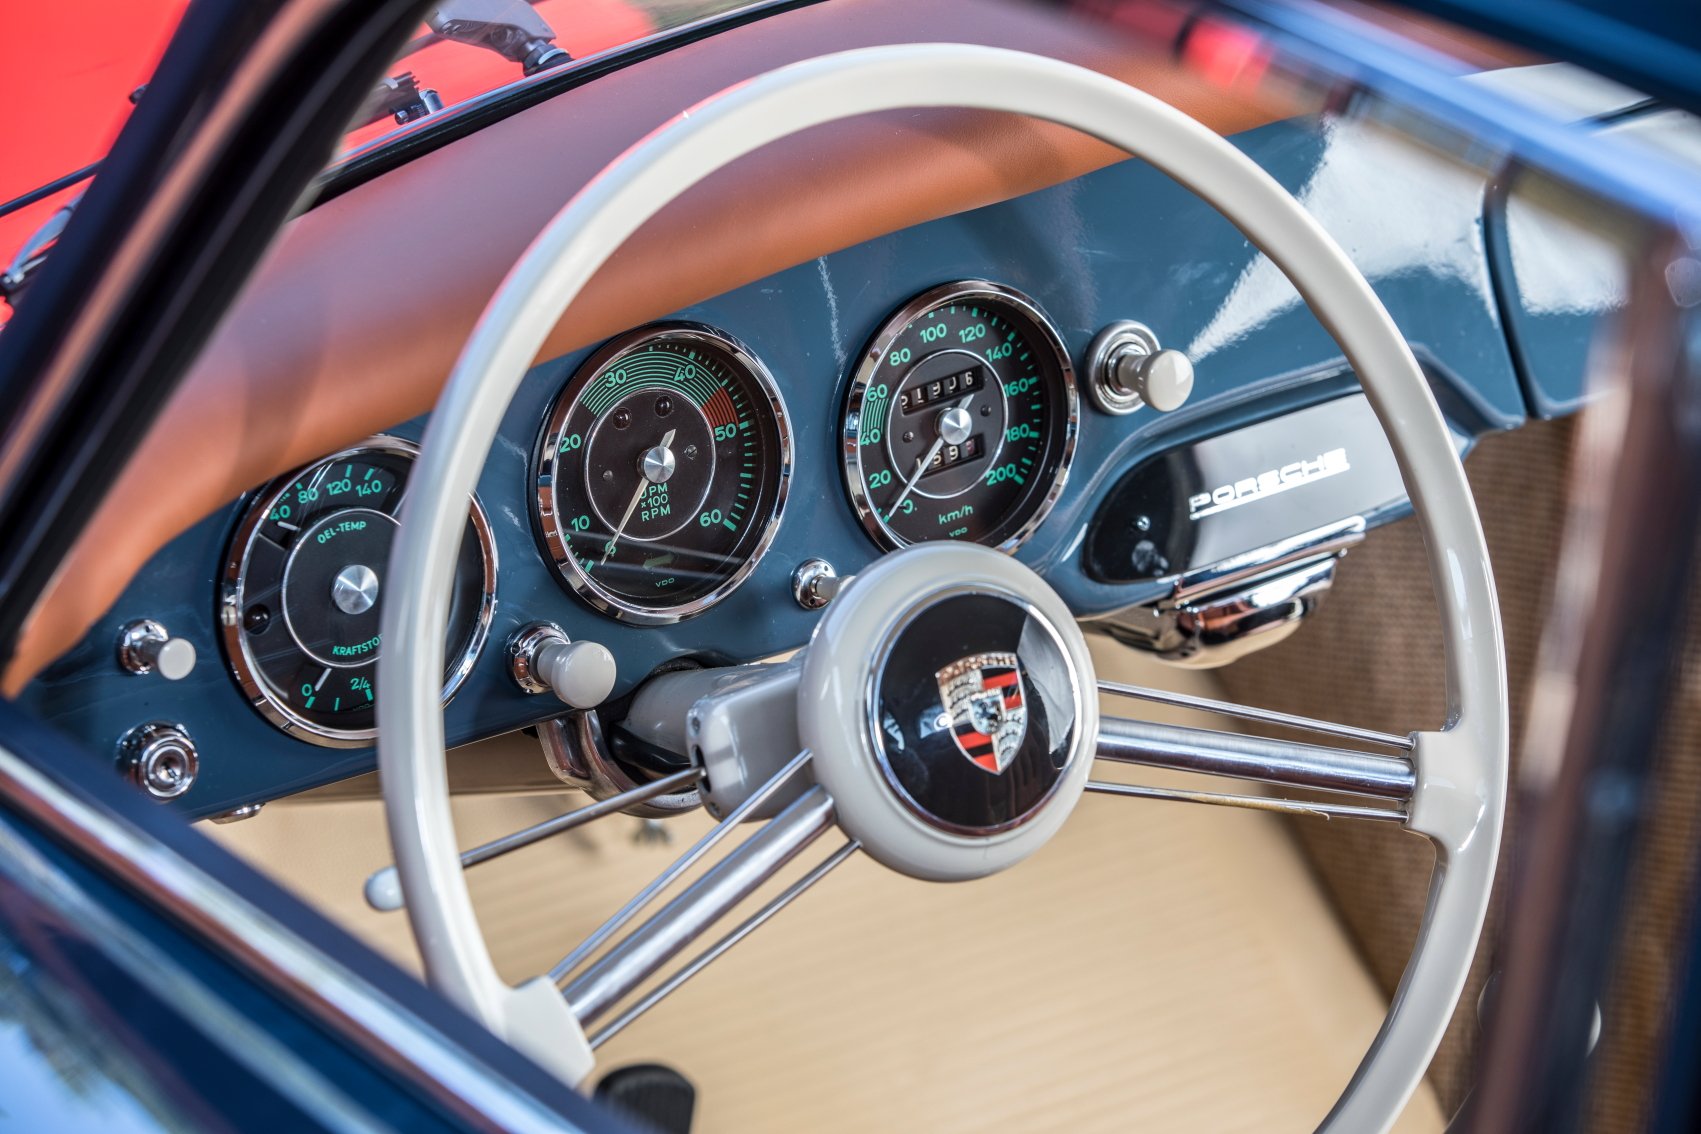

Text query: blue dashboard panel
(18, 112), (1528, 817)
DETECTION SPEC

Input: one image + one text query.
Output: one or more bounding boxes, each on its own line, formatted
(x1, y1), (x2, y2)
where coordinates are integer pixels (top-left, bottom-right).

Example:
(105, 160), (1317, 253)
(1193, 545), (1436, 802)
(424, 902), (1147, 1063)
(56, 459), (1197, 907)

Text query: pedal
(594, 1062), (696, 1134)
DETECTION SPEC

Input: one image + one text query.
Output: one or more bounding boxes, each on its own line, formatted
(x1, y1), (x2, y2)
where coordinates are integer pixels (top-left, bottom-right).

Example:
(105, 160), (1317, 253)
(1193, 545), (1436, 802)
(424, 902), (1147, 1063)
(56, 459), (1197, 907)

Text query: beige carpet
(207, 638), (1443, 1133)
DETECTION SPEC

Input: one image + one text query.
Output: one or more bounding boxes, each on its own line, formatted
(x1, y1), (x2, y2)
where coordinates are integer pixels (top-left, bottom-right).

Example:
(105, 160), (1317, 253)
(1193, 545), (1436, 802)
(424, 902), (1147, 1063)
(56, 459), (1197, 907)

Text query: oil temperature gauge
(220, 436), (495, 747)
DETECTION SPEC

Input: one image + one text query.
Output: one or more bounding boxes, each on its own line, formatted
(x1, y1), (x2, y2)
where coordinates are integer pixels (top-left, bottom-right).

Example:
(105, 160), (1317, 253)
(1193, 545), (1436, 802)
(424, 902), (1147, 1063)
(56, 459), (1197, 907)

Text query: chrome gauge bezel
(534, 322), (794, 626)
(841, 280), (1079, 554)
(219, 435), (498, 748)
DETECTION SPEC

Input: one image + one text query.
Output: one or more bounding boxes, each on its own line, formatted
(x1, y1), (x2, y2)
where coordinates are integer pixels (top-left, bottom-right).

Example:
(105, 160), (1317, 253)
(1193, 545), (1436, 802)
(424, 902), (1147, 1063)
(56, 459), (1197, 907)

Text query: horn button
(799, 543), (1098, 882)
(872, 592), (1076, 834)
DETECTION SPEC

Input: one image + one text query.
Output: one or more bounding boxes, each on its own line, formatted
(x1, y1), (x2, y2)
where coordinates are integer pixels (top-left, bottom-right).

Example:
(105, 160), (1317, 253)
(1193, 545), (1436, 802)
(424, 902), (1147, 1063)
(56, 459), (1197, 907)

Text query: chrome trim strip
(1167, 515), (1367, 602)
(0, 743), (588, 1133)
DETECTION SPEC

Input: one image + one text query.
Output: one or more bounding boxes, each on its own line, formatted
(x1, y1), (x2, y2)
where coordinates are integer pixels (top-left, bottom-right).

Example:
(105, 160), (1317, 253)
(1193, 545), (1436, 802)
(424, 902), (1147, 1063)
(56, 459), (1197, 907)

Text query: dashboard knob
(1110, 346), (1194, 413)
(1085, 320), (1193, 416)
(117, 619), (197, 680)
(793, 558), (849, 610)
(509, 623), (617, 709)
(117, 721), (199, 801)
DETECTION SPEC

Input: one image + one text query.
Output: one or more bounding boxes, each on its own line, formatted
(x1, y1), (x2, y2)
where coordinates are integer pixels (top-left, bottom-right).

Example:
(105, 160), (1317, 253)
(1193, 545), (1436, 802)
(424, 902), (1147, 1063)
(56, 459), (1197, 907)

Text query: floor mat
(207, 639), (1443, 1133)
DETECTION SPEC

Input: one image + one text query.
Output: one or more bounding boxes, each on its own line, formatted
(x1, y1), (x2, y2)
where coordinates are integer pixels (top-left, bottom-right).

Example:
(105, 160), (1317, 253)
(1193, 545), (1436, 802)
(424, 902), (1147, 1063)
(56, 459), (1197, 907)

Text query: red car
(1, 0), (652, 324)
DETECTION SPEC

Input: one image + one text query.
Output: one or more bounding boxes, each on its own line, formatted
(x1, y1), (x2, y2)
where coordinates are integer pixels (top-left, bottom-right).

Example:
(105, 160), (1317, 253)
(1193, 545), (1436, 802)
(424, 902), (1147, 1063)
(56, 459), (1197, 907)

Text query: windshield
(0, 0), (774, 326)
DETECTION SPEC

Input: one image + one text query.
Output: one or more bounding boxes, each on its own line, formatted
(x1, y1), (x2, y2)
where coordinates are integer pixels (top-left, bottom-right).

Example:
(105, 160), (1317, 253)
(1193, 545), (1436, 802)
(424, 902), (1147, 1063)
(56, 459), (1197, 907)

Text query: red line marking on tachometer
(704, 387), (738, 430)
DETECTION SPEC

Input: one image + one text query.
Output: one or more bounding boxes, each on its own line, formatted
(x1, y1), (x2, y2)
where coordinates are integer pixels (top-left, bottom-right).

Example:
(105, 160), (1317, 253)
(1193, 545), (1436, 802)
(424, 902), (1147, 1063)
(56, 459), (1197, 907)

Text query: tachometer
(842, 281), (1077, 551)
(220, 437), (495, 747)
(535, 323), (791, 623)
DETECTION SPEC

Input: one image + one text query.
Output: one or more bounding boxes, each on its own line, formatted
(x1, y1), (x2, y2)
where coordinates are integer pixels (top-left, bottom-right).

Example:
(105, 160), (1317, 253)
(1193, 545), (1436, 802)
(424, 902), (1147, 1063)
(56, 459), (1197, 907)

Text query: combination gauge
(220, 436), (495, 747)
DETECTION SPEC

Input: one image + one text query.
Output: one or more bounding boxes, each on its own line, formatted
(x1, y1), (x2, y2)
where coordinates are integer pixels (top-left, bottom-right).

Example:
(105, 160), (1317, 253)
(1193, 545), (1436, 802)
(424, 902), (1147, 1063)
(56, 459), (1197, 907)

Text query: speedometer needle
(603, 428), (676, 563)
(883, 394), (974, 523)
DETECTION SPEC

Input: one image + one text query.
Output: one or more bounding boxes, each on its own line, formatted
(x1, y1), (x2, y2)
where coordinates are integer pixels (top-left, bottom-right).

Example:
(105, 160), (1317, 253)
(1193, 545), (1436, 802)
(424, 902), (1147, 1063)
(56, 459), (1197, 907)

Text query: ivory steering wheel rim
(378, 43), (1508, 1132)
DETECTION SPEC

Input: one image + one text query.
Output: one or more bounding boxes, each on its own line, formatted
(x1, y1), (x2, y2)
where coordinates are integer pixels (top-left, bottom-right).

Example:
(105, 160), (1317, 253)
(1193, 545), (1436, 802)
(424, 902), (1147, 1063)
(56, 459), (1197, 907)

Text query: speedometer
(842, 281), (1078, 551)
(535, 323), (791, 624)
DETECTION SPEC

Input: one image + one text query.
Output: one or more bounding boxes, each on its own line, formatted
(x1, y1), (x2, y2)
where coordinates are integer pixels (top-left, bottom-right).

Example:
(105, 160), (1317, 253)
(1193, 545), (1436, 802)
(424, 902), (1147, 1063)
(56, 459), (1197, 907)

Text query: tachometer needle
(883, 394), (973, 523)
(603, 428), (676, 563)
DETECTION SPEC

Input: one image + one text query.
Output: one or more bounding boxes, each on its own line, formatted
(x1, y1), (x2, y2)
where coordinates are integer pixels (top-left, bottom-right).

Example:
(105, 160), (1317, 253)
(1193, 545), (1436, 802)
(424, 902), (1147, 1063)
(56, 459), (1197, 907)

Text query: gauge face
(843, 282), (1078, 551)
(535, 323), (792, 623)
(221, 438), (495, 747)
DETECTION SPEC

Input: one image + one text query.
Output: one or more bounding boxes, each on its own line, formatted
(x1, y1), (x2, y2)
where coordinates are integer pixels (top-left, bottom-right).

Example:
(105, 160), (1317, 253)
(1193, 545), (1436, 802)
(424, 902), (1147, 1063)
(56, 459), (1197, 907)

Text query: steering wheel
(377, 44), (1507, 1133)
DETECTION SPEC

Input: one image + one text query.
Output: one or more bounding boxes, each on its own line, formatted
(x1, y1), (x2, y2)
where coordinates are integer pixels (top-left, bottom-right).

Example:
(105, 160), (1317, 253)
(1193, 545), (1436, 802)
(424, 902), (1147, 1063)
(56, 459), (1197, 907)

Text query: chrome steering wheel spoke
(1090, 681), (1417, 824)
(561, 783), (839, 1028)
(1083, 779), (1407, 823)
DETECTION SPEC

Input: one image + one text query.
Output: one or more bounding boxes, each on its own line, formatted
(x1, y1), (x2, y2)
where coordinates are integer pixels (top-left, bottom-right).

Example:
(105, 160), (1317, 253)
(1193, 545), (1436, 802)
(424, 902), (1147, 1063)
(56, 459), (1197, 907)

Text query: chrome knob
(331, 564), (380, 615)
(117, 722), (199, 801)
(937, 405), (973, 447)
(640, 443), (677, 485)
(793, 559), (849, 610)
(117, 619), (197, 681)
(509, 623), (617, 709)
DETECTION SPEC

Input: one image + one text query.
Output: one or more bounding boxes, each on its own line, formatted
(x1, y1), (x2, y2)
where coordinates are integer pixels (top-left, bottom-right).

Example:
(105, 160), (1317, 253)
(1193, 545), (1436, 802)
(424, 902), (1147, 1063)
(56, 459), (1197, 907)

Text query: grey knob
(117, 619), (197, 681)
(510, 623), (616, 708)
(1085, 321), (1193, 416)
(1111, 347), (1194, 413)
(118, 722), (199, 801)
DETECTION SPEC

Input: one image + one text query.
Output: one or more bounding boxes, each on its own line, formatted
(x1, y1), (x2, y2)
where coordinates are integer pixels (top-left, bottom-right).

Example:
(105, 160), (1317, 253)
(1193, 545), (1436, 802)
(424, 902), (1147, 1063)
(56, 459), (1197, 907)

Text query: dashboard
(18, 108), (1537, 818)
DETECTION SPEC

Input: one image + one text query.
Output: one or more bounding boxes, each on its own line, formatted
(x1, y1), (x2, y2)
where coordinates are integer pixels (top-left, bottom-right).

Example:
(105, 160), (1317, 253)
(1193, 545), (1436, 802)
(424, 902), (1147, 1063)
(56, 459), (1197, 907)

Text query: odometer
(842, 282), (1077, 551)
(535, 324), (791, 623)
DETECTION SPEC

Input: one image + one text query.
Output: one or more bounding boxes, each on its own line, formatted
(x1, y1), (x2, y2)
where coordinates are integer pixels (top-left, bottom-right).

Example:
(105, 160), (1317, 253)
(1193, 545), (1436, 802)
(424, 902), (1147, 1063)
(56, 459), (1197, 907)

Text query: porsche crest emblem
(935, 652), (1028, 774)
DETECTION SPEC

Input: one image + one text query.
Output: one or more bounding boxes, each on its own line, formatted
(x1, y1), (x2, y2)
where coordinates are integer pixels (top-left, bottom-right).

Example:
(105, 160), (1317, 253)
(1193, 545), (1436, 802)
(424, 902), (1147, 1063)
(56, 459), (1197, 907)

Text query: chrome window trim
(321, 1), (815, 203)
(0, 742), (590, 1134)
(0, 812), (389, 1134)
